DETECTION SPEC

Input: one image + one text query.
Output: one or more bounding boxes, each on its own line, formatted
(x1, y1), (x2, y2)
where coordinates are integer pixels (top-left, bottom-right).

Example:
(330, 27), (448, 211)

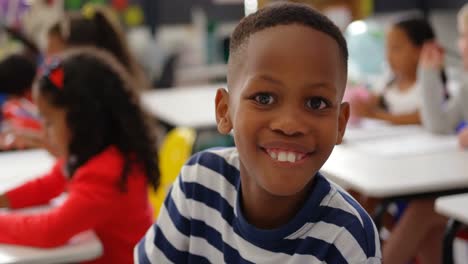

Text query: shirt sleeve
(135, 175), (191, 264)
(5, 160), (67, 209)
(418, 67), (463, 134)
(0, 168), (121, 248)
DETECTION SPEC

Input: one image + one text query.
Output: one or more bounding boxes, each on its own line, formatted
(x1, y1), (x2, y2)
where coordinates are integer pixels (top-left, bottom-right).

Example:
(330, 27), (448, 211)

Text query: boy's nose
(270, 108), (309, 136)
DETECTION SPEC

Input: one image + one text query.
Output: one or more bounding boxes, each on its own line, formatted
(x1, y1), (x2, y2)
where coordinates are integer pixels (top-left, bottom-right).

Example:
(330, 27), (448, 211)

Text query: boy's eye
(254, 93), (275, 105)
(306, 97), (328, 110)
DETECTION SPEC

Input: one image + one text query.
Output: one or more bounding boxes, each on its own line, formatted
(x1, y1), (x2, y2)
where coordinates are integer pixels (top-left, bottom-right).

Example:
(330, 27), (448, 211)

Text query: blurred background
(0, 0), (464, 90)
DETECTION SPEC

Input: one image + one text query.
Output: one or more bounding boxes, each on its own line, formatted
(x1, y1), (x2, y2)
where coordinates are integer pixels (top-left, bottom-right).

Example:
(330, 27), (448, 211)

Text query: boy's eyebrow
(255, 74), (283, 86)
(255, 74), (336, 91)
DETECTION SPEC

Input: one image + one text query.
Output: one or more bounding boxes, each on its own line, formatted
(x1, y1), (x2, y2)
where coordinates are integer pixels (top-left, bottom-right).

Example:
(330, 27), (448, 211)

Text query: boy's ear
(336, 102), (350, 145)
(215, 88), (233, 135)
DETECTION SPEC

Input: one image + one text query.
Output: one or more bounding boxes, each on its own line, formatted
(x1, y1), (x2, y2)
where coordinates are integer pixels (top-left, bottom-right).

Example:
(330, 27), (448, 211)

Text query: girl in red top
(0, 47), (160, 264)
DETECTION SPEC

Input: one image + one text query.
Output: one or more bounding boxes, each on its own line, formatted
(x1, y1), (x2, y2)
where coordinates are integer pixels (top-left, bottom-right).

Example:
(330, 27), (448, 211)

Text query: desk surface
(436, 194), (468, 224)
(0, 231), (102, 264)
(0, 150), (103, 264)
(0, 150), (54, 193)
(322, 124), (468, 198)
(141, 84), (221, 128)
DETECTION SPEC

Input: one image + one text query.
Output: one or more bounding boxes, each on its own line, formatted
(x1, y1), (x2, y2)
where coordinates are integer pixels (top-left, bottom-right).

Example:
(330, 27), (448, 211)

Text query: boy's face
(216, 25), (349, 197)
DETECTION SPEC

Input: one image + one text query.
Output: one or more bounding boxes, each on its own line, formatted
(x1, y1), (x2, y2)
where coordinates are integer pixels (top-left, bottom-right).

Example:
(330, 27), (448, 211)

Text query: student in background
(45, 5), (149, 90)
(0, 48), (159, 264)
(136, 3), (381, 263)
(0, 54), (43, 150)
(0, 54), (36, 113)
(352, 18), (444, 125)
(8, 5), (152, 151)
(383, 5), (468, 264)
(419, 3), (468, 137)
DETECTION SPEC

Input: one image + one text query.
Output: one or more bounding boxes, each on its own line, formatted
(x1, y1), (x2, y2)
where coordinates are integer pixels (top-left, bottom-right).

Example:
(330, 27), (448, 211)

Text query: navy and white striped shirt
(135, 148), (382, 263)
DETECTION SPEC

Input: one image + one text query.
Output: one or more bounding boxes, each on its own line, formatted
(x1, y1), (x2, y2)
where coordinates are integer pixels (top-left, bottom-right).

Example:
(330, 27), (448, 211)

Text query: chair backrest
(148, 127), (196, 218)
(153, 53), (178, 89)
(192, 130), (235, 153)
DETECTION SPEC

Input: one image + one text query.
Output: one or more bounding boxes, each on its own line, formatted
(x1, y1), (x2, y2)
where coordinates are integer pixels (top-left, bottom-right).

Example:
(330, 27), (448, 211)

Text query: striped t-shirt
(135, 148), (382, 263)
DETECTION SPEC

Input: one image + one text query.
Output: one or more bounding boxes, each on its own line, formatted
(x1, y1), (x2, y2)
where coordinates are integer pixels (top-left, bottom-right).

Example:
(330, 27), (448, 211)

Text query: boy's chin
(261, 177), (316, 197)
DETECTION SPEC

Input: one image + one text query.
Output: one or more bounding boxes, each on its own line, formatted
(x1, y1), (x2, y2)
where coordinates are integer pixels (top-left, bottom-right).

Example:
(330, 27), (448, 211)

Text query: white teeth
(269, 152), (277, 159)
(278, 152), (287, 162)
(267, 149), (305, 163)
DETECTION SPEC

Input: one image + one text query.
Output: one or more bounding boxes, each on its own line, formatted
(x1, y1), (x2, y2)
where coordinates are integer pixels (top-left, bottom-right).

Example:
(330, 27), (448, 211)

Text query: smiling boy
(136, 3), (381, 263)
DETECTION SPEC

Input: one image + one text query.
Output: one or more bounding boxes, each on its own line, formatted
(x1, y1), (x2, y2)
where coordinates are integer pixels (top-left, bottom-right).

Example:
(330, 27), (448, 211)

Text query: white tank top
(383, 82), (420, 115)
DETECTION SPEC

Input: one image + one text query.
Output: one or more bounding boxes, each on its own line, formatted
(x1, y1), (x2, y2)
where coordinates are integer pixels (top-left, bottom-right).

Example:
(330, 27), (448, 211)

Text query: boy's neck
(239, 176), (315, 230)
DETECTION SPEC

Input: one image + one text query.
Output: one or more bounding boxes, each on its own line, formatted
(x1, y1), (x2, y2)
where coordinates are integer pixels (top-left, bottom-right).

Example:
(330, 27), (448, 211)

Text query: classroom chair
(148, 127), (196, 218)
(148, 127), (235, 218)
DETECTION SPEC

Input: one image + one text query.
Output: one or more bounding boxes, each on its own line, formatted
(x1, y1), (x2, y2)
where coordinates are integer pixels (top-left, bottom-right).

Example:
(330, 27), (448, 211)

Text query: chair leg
(443, 219), (462, 264)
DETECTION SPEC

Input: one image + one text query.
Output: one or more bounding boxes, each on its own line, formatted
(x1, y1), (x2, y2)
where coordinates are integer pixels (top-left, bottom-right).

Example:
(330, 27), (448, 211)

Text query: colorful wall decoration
(64, 0), (145, 27)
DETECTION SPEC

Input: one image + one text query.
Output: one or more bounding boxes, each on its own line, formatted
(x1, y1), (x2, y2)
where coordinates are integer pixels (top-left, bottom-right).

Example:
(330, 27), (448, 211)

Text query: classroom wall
(152, 0), (244, 25)
(430, 10), (463, 69)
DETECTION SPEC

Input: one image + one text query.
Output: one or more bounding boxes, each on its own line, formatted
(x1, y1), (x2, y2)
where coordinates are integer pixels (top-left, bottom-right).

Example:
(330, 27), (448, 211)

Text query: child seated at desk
(0, 48), (159, 264)
(352, 18), (444, 125)
(419, 3), (468, 146)
(0, 54), (42, 150)
(135, 3), (381, 263)
(46, 5), (149, 90)
(383, 4), (468, 264)
(6, 5), (152, 154)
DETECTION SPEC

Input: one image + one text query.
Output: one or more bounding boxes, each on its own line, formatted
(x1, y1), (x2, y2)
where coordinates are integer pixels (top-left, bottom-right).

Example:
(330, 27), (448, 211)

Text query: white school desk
(176, 64), (227, 85)
(321, 124), (468, 229)
(436, 194), (468, 264)
(0, 150), (103, 264)
(141, 84), (221, 129)
(322, 141), (468, 198)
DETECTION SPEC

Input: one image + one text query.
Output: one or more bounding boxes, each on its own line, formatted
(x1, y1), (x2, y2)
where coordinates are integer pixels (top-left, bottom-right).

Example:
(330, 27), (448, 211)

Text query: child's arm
(3, 160), (66, 209)
(0, 169), (121, 247)
(0, 195), (8, 208)
(0, 128), (57, 156)
(369, 110), (420, 125)
(352, 96), (421, 125)
(135, 176), (191, 263)
(418, 43), (463, 133)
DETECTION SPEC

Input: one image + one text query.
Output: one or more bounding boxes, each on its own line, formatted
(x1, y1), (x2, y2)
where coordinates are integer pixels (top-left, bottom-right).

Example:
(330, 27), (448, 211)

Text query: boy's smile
(215, 24), (349, 227)
(261, 141), (314, 165)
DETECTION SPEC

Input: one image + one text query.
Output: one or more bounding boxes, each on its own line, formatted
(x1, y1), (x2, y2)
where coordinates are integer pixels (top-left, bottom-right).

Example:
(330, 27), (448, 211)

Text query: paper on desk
(344, 123), (423, 142)
(0, 231), (101, 264)
(352, 133), (458, 157)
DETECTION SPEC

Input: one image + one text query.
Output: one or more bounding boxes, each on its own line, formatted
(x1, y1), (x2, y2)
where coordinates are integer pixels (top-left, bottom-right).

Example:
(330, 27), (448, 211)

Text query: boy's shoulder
(179, 147), (240, 188)
(187, 147), (240, 168)
(313, 176), (381, 261)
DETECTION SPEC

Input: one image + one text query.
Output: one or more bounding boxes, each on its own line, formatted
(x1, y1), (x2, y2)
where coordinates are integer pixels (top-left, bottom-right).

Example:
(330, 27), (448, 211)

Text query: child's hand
(351, 99), (374, 118)
(0, 194), (9, 208)
(350, 93), (379, 118)
(458, 127), (468, 149)
(0, 129), (59, 157)
(420, 42), (444, 70)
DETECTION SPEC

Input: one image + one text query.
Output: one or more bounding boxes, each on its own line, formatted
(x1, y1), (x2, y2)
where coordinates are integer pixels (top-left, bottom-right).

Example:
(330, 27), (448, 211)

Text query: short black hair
(0, 54), (36, 96)
(394, 17), (435, 47)
(229, 2), (348, 81)
(37, 48), (159, 191)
